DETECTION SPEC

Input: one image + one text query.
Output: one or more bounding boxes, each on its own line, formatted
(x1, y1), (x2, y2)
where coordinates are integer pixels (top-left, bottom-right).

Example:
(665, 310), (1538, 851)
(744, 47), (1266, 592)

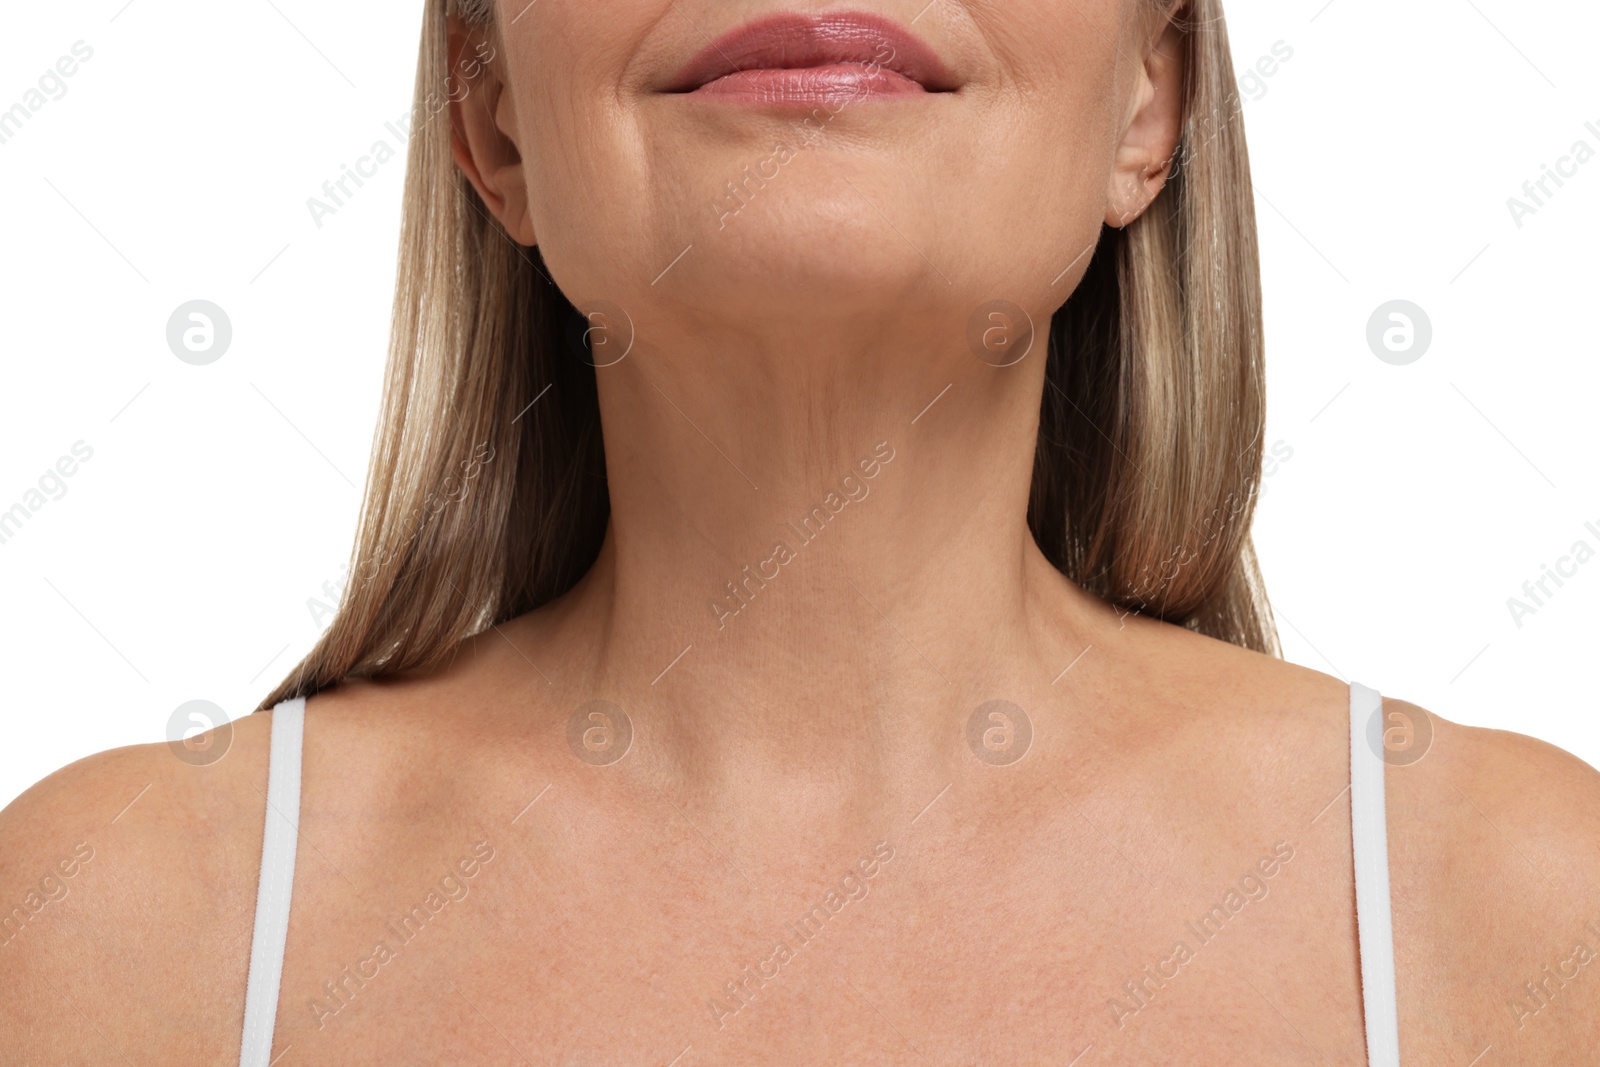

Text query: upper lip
(663, 10), (957, 93)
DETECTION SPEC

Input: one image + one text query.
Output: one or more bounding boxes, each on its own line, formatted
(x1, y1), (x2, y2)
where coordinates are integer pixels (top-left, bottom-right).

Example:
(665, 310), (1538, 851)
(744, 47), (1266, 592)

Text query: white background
(1, 0), (1595, 810)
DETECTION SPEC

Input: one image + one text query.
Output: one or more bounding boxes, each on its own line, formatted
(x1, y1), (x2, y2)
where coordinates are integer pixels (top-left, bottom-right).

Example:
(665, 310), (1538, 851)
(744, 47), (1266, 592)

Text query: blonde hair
(260, 0), (1275, 710)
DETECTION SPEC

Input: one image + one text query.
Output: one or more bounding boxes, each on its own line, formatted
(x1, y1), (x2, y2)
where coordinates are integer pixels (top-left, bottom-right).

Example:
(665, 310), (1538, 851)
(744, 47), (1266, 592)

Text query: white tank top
(236, 683), (1403, 1066)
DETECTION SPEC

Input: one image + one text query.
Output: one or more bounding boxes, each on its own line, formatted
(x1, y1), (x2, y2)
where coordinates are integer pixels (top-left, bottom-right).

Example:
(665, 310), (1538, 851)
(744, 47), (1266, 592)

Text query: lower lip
(687, 64), (928, 103)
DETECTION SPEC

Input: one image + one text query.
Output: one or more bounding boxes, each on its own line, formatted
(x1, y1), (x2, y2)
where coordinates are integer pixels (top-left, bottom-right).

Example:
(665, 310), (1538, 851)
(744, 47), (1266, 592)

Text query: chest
(265, 809), (1378, 1065)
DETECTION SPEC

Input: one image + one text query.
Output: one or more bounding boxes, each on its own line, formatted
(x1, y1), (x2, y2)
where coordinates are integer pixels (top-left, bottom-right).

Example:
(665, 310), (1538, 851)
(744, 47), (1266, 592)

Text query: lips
(664, 10), (957, 101)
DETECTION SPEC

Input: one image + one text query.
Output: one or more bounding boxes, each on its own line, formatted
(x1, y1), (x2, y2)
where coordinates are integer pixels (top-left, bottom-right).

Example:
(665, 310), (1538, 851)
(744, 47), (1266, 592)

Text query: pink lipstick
(664, 10), (957, 104)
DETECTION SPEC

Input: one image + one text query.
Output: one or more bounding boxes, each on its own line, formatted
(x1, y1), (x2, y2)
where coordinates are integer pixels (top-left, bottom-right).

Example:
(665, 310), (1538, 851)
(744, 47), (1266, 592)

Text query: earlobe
(1104, 19), (1186, 229)
(447, 22), (538, 246)
(1105, 153), (1174, 230)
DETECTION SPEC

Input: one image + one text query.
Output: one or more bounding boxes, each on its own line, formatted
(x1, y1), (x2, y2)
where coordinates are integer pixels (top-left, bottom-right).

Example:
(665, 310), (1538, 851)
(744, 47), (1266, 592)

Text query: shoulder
(1381, 700), (1600, 909)
(0, 664), (547, 1061)
(1098, 609), (1357, 771)
(1147, 622), (1600, 900)
(0, 713), (274, 1062)
(1121, 619), (1600, 1051)
(1402, 706), (1600, 850)
(1373, 699), (1600, 1056)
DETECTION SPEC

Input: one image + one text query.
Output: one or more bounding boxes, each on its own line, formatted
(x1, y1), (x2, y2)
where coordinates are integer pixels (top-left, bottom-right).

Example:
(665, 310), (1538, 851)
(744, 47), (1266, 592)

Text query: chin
(659, 177), (967, 329)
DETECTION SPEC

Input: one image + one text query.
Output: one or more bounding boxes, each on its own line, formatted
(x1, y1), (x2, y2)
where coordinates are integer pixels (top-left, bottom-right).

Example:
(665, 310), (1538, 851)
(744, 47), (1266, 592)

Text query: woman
(3, 0), (1597, 1063)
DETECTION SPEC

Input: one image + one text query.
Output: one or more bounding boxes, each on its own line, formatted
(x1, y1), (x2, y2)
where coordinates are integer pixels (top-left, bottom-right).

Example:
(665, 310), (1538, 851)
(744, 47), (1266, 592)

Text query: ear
(447, 18), (537, 246)
(1104, 13), (1186, 229)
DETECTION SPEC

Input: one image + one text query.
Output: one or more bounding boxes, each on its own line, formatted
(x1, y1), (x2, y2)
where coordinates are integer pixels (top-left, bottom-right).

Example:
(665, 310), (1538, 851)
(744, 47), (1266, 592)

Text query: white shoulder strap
(238, 697), (306, 1067)
(1349, 682), (1401, 1066)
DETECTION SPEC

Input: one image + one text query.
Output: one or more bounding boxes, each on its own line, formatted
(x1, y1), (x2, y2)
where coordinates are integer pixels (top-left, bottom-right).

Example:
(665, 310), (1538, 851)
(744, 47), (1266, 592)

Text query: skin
(4, 0), (1600, 1063)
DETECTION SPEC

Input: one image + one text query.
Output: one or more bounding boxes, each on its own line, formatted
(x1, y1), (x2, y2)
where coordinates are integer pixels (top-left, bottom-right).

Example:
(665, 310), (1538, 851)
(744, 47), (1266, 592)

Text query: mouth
(662, 10), (958, 102)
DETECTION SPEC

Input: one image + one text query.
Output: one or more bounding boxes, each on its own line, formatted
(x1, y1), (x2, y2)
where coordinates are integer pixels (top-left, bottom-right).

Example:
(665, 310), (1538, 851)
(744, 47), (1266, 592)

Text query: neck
(530, 319), (1108, 781)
